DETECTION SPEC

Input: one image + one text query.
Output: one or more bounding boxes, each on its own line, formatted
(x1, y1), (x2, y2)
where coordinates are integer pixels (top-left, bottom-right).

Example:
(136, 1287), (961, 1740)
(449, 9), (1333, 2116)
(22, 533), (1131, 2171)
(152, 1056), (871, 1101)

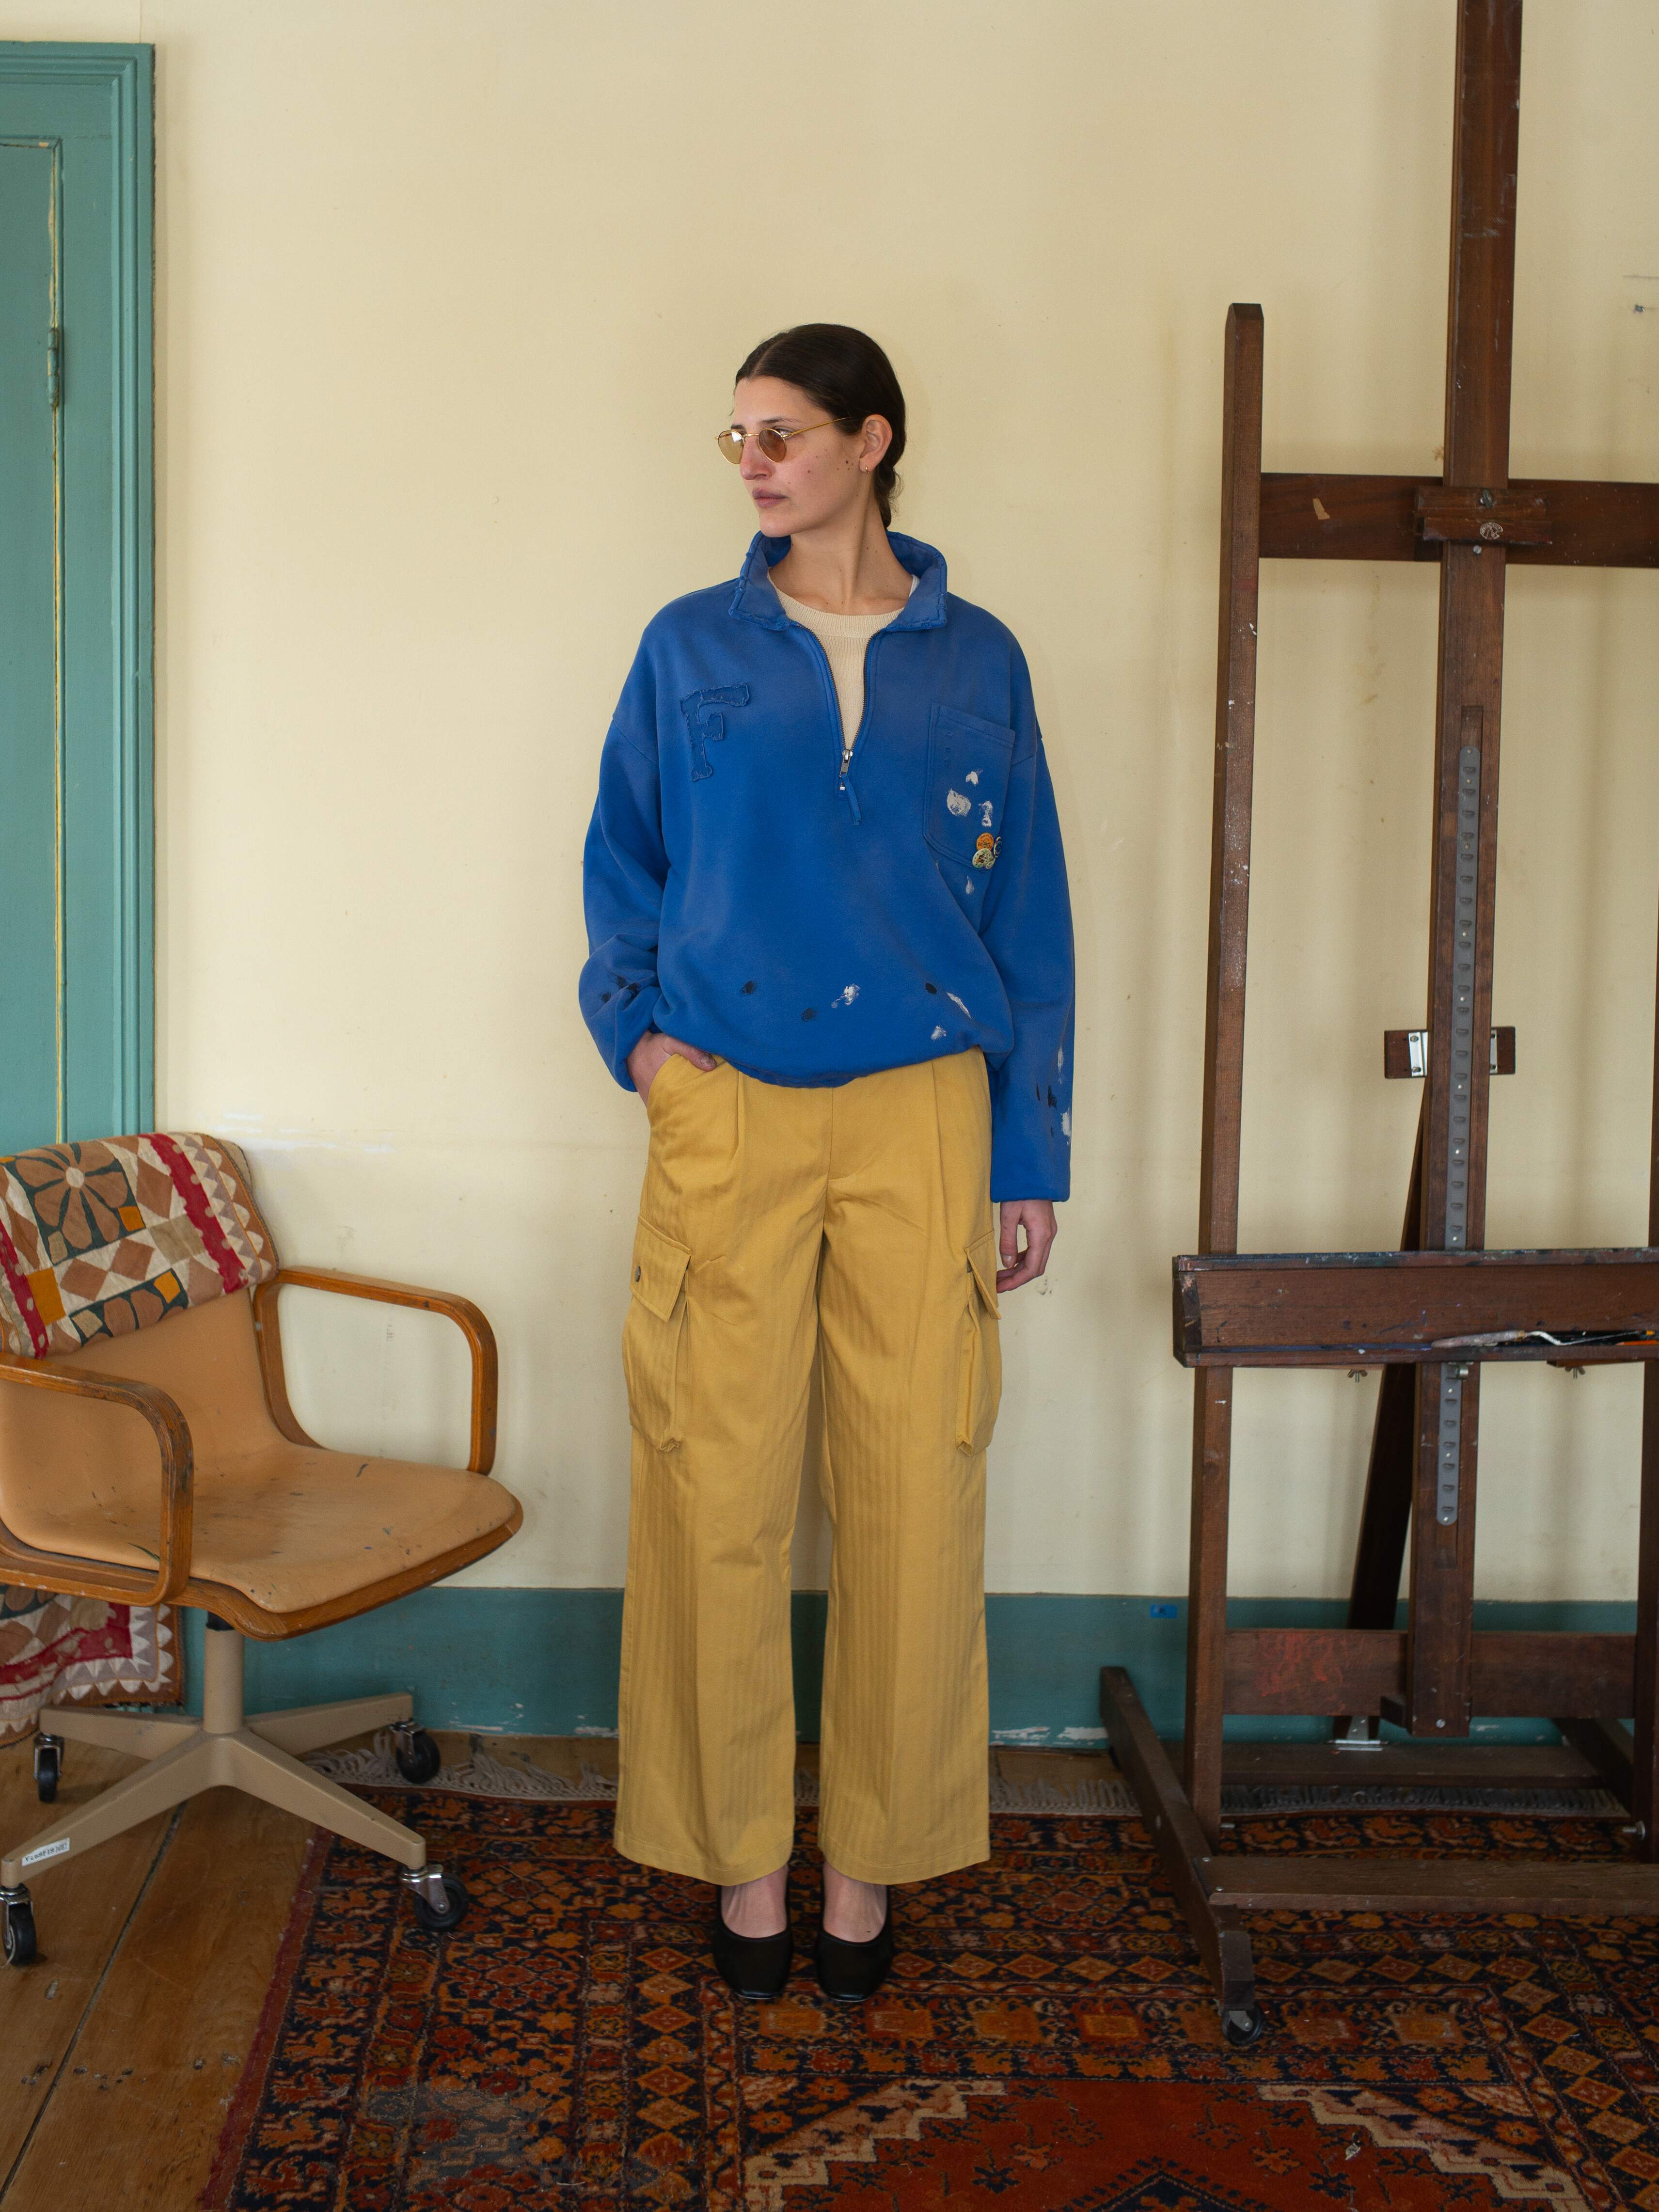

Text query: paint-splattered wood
(0, 1739), (164, 2190)
(1, 1785), (310, 2212)
(1259, 472), (1659, 567)
(1174, 1247), (1659, 1366)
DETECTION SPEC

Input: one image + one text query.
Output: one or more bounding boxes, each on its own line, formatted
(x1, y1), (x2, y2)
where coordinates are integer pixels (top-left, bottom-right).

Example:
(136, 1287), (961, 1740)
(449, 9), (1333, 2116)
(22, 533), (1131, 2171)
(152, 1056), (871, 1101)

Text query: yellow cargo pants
(613, 1045), (1001, 1888)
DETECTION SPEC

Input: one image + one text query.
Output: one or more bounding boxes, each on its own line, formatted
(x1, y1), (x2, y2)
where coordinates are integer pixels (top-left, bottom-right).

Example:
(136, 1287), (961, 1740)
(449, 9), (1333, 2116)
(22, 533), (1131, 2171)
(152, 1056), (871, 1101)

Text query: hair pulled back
(735, 323), (906, 526)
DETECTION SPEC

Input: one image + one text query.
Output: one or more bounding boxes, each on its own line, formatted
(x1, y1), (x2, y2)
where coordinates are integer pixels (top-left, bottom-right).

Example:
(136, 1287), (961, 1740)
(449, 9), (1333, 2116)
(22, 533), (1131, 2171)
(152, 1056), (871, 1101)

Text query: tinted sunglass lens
(757, 427), (789, 461)
(716, 429), (744, 463)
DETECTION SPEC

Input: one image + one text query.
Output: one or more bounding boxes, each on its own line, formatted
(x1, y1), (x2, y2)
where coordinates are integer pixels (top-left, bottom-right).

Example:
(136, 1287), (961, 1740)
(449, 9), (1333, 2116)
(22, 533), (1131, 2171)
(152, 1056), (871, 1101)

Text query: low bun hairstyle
(735, 323), (907, 526)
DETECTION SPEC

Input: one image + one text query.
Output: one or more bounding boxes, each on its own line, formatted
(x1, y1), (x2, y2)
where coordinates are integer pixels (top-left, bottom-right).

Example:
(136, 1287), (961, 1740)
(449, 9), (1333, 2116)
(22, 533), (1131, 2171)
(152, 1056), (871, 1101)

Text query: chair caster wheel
(1221, 2003), (1264, 2048)
(407, 1873), (468, 1933)
(33, 1737), (61, 1804)
(3, 1893), (37, 1968)
(393, 1726), (442, 1785)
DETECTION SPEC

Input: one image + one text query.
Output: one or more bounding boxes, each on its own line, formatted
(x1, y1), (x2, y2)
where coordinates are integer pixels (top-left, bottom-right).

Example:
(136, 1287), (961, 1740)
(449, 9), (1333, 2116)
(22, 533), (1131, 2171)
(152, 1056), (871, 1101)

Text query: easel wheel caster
(34, 1735), (62, 1804)
(3, 1890), (37, 1968)
(1221, 2003), (1264, 2048)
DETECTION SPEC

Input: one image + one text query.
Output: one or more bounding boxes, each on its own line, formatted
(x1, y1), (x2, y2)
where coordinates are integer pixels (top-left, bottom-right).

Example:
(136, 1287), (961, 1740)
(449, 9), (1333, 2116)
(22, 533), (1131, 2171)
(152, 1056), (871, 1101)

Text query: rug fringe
(306, 1731), (621, 1800)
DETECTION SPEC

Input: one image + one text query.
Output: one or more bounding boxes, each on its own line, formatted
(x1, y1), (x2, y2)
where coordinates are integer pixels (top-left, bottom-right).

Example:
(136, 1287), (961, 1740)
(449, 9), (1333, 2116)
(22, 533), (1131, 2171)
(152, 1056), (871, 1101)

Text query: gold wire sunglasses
(716, 420), (836, 464)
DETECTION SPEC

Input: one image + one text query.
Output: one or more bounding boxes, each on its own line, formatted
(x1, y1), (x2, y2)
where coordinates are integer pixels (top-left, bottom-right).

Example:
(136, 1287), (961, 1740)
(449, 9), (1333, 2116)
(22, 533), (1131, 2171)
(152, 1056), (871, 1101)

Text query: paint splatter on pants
(614, 1046), (1001, 1887)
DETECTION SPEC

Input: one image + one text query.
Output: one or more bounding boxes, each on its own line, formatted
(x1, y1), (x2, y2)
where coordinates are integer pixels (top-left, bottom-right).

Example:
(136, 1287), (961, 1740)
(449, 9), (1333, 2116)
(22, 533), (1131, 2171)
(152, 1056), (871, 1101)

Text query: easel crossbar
(1260, 473), (1659, 567)
(1174, 1248), (1659, 1366)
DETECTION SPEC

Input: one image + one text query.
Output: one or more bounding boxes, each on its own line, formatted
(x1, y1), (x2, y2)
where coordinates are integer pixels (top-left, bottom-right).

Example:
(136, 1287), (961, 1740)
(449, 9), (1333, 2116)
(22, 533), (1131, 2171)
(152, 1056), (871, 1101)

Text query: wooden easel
(1099, 0), (1659, 2043)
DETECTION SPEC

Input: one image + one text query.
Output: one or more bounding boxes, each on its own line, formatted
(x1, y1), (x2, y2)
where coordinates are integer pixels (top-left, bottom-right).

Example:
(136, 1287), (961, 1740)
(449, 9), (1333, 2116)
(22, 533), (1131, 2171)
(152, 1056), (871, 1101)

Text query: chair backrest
(0, 1134), (278, 1360)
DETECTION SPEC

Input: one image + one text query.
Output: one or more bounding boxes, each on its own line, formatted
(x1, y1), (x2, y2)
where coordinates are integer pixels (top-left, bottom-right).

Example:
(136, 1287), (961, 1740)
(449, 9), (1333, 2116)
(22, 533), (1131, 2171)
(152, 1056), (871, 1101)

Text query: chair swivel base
(1, 1617), (461, 1965)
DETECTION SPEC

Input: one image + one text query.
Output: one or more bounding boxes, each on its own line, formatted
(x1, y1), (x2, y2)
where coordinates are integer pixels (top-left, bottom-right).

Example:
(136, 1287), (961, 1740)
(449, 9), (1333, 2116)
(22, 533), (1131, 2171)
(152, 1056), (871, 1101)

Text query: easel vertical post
(1185, 302), (1263, 1839)
(1403, 0), (1522, 1738)
(1637, 887), (1659, 1856)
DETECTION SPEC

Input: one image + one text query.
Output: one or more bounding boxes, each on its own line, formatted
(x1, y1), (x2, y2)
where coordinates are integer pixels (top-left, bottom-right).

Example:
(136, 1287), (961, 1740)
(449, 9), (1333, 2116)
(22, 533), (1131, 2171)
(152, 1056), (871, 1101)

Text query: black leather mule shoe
(711, 1895), (792, 2001)
(813, 1899), (895, 2003)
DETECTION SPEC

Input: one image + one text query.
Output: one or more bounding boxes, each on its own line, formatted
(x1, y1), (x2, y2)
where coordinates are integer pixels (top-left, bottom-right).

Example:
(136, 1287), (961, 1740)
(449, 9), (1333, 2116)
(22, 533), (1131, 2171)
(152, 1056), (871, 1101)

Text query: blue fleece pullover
(579, 531), (1074, 1201)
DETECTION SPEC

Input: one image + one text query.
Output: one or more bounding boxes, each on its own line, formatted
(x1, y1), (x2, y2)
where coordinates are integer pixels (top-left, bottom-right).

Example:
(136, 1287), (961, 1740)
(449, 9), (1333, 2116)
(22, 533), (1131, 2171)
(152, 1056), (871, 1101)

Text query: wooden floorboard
(0, 1736), (163, 2191)
(2, 1784), (311, 2212)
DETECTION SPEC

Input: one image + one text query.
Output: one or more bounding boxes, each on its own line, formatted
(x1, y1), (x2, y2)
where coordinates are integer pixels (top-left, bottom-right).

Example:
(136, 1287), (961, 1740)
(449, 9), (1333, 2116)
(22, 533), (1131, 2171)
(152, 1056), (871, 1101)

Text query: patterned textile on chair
(0, 1585), (180, 1747)
(0, 1132), (276, 1358)
(0, 1133), (280, 1737)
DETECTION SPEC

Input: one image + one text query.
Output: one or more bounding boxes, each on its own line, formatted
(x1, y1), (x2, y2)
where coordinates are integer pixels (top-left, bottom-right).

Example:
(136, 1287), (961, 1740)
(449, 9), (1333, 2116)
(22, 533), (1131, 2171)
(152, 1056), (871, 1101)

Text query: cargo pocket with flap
(621, 1217), (693, 1452)
(955, 1229), (1004, 1455)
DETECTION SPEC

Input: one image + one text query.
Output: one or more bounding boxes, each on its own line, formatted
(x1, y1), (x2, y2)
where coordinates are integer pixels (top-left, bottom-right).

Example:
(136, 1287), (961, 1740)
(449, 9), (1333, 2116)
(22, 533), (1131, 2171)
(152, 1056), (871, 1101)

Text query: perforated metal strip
(1445, 743), (1480, 1251)
(1435, 743), (1482, 1528)
(1436, 1364), (1466, 1526)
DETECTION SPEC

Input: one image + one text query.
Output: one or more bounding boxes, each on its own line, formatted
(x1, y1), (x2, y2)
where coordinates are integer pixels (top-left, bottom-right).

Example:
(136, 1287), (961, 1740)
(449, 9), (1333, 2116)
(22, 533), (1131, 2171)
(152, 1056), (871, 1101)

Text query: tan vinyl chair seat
(0, 1290), (519, 1624)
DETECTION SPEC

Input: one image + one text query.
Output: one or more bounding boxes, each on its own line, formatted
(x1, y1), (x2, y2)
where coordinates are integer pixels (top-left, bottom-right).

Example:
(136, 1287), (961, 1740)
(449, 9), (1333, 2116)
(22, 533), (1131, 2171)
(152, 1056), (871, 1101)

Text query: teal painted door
(0, 47), (153, 1155)
(0, 142), (61, 1153)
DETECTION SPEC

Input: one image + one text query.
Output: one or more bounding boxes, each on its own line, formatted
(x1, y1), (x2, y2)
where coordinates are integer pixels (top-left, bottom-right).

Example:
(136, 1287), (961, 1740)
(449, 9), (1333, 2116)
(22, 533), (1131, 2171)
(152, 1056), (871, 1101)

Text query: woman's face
(730, 376), (890, 538)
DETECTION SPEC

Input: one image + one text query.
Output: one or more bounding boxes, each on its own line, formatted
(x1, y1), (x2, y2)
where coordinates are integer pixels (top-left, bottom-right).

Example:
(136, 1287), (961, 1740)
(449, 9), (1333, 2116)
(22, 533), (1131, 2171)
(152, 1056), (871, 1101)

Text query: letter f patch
(681, 684), (750, 781)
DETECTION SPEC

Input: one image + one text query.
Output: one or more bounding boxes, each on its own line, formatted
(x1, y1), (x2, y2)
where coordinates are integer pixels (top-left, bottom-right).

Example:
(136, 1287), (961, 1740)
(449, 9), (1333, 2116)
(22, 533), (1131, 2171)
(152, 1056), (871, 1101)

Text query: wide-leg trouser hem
(812, 1833), (993, 1887)
(612, 1826), (798, 1889)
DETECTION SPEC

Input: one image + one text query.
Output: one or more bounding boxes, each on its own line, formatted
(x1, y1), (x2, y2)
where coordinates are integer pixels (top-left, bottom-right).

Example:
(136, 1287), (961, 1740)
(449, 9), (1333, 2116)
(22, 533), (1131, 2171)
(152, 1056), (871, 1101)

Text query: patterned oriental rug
(205, 1793), (1659, 2212)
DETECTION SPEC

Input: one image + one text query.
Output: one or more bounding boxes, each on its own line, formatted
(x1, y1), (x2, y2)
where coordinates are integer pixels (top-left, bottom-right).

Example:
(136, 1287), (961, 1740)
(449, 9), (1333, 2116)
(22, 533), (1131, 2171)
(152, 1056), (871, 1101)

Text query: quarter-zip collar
(728, 529), (948, 633)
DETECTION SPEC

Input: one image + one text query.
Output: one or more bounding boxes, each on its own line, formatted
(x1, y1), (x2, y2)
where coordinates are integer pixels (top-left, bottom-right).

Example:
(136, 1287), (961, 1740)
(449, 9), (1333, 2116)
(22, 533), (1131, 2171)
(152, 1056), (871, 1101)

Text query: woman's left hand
(997, 1201), (1056, 1293)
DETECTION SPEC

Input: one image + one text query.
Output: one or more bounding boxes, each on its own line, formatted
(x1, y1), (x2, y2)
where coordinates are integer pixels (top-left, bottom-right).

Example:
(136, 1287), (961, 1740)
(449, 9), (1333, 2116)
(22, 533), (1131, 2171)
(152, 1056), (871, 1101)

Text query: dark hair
(735, 323), (906, 526)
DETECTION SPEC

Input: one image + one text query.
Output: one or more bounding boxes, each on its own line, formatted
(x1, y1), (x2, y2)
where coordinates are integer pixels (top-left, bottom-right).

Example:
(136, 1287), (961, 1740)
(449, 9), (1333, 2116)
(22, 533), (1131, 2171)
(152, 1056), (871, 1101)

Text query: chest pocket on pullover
(924, 706), (1017, 914)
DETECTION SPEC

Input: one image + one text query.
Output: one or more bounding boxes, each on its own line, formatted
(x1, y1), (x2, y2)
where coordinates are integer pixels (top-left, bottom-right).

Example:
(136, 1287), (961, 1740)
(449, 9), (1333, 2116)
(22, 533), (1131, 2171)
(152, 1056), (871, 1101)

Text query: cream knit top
(774, 578), (916, 756)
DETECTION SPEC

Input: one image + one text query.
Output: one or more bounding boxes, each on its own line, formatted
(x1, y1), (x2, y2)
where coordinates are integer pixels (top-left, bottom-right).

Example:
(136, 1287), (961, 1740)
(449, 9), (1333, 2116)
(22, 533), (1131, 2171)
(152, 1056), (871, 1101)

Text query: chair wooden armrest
(251, 1266), (499, 1474)
(0, 1352), (195, 1607)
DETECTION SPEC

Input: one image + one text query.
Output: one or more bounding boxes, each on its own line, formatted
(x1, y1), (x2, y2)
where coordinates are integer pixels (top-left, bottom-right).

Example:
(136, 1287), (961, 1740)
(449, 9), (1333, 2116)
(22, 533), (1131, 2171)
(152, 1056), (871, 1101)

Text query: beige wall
(8, 0), (1658, 1600)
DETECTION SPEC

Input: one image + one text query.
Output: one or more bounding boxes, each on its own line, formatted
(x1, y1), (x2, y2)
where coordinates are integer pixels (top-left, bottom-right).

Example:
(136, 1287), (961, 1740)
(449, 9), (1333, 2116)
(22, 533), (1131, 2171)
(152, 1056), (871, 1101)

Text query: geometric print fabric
(204, 1796), (1659, 2212)
(0, 1130), (278, 1359)
(0, 1583), (180, 1745)
(0, 1130), (269, 1732)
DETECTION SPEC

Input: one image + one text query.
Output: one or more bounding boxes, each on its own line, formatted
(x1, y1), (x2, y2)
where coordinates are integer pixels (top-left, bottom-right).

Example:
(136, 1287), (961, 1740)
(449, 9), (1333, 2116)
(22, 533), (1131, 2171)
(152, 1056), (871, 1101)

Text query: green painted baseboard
(176, 1590), (1639, 1748)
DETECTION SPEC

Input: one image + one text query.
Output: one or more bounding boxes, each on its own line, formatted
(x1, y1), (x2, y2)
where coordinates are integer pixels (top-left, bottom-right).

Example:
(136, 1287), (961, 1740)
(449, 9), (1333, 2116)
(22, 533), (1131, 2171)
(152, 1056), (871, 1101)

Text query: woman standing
(580, 324), (1074, 2004)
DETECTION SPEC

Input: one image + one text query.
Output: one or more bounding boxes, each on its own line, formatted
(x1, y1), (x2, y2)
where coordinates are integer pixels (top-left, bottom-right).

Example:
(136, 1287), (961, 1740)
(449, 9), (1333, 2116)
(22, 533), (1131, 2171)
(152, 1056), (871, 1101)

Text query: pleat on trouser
(612, 1045), (1000, 1888)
